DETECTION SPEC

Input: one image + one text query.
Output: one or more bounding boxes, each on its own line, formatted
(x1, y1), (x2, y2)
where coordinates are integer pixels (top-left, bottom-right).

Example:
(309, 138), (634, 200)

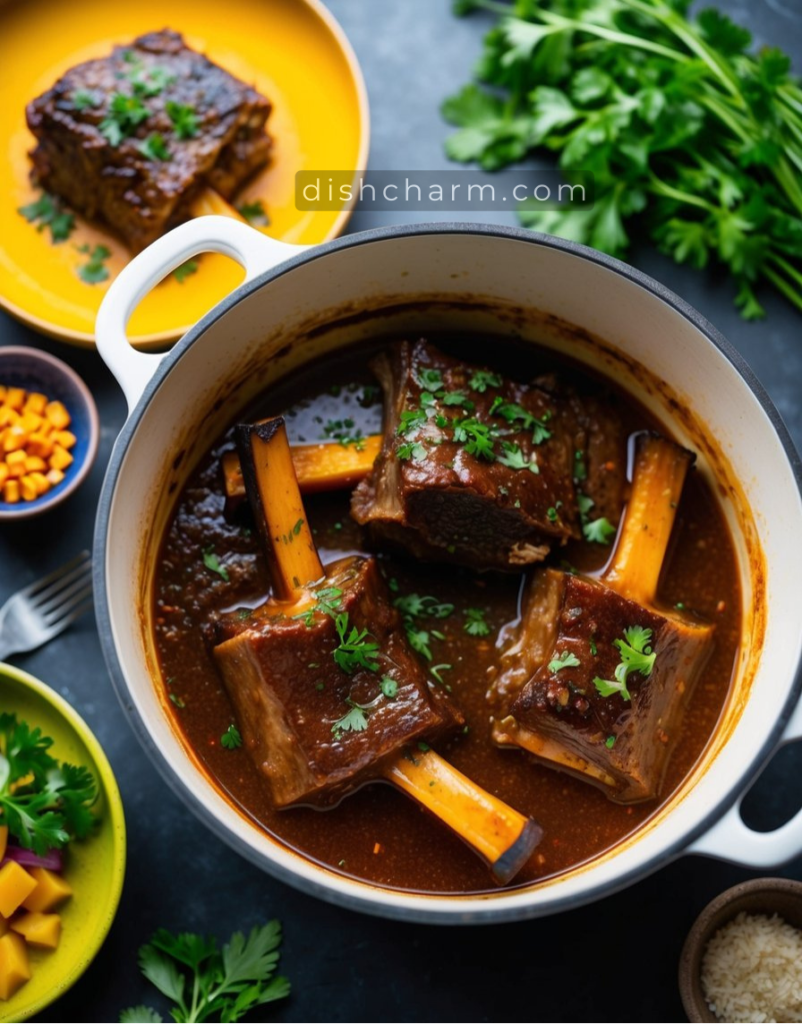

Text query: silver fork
(0, 551), (93, 661)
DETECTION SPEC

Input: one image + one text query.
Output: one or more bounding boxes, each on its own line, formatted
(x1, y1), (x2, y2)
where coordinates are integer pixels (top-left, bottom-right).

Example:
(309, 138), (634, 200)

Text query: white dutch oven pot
(95, 218), (802, 924)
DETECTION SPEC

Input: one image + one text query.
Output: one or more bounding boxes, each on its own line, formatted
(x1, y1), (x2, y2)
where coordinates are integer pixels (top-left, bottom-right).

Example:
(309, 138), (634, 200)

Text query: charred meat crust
(26, 29), (272, 251)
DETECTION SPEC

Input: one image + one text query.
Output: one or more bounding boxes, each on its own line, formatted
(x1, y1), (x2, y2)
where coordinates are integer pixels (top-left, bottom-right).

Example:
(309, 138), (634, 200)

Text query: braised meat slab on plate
(26, 30), (272, 251)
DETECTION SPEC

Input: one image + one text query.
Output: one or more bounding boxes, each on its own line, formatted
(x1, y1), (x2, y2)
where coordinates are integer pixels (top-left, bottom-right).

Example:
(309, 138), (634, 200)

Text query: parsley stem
(763, 263), (802, 314)
(647, 176), (714, 213)
(537, 10), (685, 64)
(769, 252), (802, 292)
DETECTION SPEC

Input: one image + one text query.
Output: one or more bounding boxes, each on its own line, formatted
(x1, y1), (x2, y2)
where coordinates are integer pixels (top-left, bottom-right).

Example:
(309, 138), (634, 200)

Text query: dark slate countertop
(1, 1), (800, 1021)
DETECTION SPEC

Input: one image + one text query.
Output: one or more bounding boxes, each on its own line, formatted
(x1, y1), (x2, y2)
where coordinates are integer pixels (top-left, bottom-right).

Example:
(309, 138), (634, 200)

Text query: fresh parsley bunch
(0, 713), (98, 854)
(120, 922), (290, 1024)
(444, 0), (802, 318)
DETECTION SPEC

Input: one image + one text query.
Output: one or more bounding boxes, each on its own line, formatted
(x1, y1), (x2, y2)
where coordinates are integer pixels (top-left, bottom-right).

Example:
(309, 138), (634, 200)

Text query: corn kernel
(49, 445), (73, 472)
(5, 388), (25, 411)
(2, 480), (19, 503)
(22, 392), (47, 415)
(44, 401), (70, 430)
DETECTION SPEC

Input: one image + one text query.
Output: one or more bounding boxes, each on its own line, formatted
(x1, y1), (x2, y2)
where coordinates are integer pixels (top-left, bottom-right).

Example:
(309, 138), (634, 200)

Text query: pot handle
(688, 702), (802, 867)
(95, 216), (307, 412)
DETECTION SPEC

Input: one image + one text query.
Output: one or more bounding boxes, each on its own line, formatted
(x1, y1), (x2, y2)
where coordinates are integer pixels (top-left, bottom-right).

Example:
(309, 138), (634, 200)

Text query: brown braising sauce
(152, 337), (741, 894)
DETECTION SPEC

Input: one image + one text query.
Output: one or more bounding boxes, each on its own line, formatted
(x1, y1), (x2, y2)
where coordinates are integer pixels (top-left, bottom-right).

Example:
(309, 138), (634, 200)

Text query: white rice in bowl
(701, 910), (802, 1023)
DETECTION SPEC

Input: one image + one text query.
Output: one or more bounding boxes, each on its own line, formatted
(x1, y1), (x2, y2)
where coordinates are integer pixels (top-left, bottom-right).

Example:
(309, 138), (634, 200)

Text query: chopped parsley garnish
(497, 441), (538, 473)
(583, 517), (617, 545)
(137, 132), (170, 161)
(393, 593), (454, 620)
(574, 450), (587, 482)
(333, 613), (380, 674)
(127, 64), (175, 98)
(168, 693), (185, 708)
(331, 703), (368, 738)
(202, 545), (229, 582)
(605, 735), (616, 749)
(416, 367), (444, 392)
(452, 417), (496, 460)
(548, 650), (581, 673)
(73, 89), (100, 110)
(398, 407), (428, 437)
(397, 441), (427, 462)
(100, 92), (149, 145)
(546, 506), (560, 523)
(469, 369), (502, 393)
(380, 676), (399, 698)
(441, 390), (474, 410)
(18, 193), (75, 243)
(174, 259), (199, 283)
(166, 100), (200, 139)
(463, 608), (490, 637)
(589, 635), (598, 656)
(594, 626), (657, 702)
(76, 244), (111, 284)
(489, 397), (552, 444)
(0, 712), (98, 854)
(221, 724), (242, 749)
(238, 199), (270, 226)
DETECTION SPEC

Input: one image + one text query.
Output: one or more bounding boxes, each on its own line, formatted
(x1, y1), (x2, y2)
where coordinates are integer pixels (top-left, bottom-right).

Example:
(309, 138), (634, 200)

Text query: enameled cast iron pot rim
(93, 221), (802, 923)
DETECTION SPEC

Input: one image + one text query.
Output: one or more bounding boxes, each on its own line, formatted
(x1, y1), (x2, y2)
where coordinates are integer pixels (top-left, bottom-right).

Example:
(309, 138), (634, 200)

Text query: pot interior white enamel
(96, 223), (802, 923)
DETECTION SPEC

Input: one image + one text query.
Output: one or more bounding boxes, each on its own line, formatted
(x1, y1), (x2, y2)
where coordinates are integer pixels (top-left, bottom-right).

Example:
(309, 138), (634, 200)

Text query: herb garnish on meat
(594, 625), (657, 701)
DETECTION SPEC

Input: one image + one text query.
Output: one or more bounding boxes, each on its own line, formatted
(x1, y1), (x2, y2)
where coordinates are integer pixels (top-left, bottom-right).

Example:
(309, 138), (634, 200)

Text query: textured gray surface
(0, 1), (800, 1020)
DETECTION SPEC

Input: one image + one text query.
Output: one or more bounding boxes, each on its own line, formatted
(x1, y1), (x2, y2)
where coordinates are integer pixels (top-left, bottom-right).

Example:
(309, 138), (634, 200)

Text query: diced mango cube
(44, 401), (70, 430)
(26, 433), (53, 459)
(0, 932), (31, 1000)
(0, 407), (20, 428)
(22, 393), (47, 415)
(28, 472), (50, 496)
(0, 464), (8, 488)
(54, 430), (76, 450)
(23, 455), (46, 473)
(2, 480), (19, 503)
(0, 827), (6, 862)
(5, 451), (26, 478)
(5, 388), (25, 412)
(19, 476), (37, 502)
(3, 426), (27, 454)
(21, 868), (72, 913)
(45, 468), (65, 487)
(0, 863), (37, 918)
(10, 912), (61, 950)
(19, 412), (42, 433)
(48, 445), (73, 472)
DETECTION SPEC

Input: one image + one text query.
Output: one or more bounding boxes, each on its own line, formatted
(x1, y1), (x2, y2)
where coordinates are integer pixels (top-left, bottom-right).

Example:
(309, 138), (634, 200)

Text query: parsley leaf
(202, 545), (229, 582)
(331, 700), (369, 738)
(221, 724), (242, 750)
(100, 92), (149, 145)
(174, 260), (199, 284)
(397, 441), (427, 462)
(416, 367), (444, 392)
(332, 613), (380, 674)
(77, 244), (111, 284)
(18, 193), (75, 243)
(548, 650), (581, 673)
(137, 132), (170, 161)
(463, 608), (490, 637)
(452, 417), (496, 460)
(583, 517), (617, 545)
(594, 626), (657, 702)
(397, 407), (427, 437)
(380, 676), (399, 698)
(166, 100), (200, 139)
(120, 922), (290, 1023)
(238, 199), (270, 226)
(73, 89), (101, 110)
(469, 369), (502, 393)
(0, 713), (98, 854)
(497, 441), (539, 473)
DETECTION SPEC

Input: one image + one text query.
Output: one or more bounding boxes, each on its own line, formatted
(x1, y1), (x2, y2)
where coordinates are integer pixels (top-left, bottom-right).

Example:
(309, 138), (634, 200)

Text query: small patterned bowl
(0, 346), (98, 519)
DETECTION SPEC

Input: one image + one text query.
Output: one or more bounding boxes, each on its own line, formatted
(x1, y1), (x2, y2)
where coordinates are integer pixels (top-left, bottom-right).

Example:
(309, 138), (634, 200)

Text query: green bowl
(0, 662), (126, 1022)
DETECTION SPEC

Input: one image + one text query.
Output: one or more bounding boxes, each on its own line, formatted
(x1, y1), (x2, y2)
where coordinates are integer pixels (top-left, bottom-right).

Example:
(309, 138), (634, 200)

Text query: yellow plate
(0, 0), (368, 347)
(0, 662), (126, 1023)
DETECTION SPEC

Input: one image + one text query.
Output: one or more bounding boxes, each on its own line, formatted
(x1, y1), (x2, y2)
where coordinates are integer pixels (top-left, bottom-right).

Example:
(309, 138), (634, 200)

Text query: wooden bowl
(679, 877), (802, 1022)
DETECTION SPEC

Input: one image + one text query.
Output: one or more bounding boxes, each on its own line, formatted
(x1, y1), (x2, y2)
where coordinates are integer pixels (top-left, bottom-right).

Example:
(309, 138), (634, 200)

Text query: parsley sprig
(18, 193), (75, 243)
(594, 625), (657, 701)
(445, 0), (802, 319)
(333, 613), (380, 674)
(119, 921), (290, 1023)
(0, 713), (98, 854)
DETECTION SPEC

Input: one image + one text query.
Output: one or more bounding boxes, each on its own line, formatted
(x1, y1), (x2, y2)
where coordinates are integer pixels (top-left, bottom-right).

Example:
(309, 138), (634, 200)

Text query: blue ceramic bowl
(0, 346), (98, 519)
